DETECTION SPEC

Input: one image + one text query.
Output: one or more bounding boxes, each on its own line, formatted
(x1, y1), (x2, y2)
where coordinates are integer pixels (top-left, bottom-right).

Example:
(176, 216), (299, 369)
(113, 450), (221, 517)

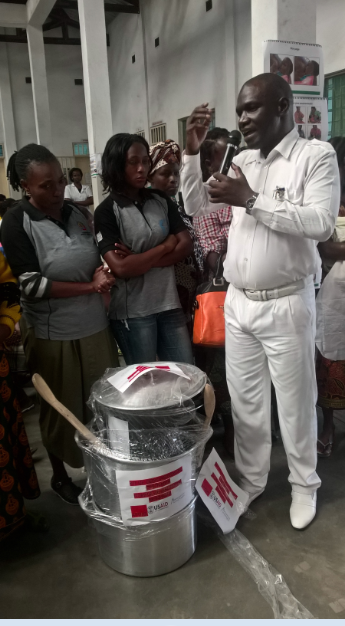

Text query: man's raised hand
(185, 104), (212, 156)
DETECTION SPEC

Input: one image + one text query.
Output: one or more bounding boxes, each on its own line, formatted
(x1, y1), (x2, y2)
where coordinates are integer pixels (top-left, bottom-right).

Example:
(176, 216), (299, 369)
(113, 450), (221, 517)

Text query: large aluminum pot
(89, 362), (207, 433)
(76, 426), (206, 517)
(88, 501), (196, 577)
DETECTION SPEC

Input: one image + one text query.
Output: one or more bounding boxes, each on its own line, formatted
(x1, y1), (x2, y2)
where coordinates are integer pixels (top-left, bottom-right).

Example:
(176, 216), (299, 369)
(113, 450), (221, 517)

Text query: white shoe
(241, 488), (265, 514)
(290, 491), (317, 529)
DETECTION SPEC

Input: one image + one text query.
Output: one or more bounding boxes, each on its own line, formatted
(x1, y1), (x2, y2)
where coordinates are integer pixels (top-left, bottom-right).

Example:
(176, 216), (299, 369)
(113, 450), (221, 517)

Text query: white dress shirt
(181, 128), (340, 290)
(64, 183), (93, 203)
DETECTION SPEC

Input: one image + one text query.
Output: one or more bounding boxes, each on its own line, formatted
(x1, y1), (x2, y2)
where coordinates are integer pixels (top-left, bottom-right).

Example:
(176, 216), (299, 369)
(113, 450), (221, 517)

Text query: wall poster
(263, 40), (327, 141)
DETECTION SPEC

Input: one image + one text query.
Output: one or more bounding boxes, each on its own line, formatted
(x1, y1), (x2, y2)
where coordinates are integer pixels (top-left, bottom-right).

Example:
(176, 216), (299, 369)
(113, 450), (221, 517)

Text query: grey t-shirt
(1, 198), (108, 340)
(94, 190), (187, 320)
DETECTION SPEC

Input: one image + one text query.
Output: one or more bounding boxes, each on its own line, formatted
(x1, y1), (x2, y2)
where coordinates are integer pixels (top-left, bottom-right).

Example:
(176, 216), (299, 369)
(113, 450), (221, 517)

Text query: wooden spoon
(32, 373), (98, 445)
(204, 382), (216, 429)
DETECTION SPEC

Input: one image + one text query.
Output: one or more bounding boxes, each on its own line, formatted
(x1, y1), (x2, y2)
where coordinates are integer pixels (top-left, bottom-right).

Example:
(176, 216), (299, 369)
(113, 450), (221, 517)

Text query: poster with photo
(293, 96), (327, 141)
(264, 40), (324, 95)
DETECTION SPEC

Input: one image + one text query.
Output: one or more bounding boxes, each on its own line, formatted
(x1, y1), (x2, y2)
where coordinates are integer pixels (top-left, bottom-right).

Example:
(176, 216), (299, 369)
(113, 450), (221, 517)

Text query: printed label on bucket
(116, 456), (193, 526)
(107, 363), (190, 393)
(196, 448), (249, 533)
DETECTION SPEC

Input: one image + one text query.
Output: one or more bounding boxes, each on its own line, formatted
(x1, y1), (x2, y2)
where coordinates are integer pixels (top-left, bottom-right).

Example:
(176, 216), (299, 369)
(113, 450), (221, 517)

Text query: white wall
(233, 0), (252, 93)
(316, 0), (345, 75)
(1, 0), (345, 160)
(107, 13), (148, 137)
(2, 41), (87, 156)
(7, 43), (36, 148)
(108, 0), (241, 142)
(45, 44), (88, 156)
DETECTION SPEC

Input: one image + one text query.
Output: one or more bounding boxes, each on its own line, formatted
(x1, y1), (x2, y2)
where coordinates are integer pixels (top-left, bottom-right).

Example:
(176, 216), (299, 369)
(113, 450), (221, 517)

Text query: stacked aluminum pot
(77, 362), (212, 577)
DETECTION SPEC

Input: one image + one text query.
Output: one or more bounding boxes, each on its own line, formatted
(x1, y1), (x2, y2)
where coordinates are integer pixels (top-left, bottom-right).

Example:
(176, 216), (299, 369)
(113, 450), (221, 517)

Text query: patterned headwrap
(149, 139), (181, 175)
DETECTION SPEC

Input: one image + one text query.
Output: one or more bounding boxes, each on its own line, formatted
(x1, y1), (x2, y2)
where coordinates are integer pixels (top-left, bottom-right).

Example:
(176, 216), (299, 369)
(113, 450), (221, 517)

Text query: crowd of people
(0, 71), (342, 541)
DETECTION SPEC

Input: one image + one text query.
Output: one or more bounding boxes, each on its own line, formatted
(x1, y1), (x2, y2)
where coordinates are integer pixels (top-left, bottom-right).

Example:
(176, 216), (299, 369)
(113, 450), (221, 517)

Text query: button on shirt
(180, 128), (340, 290)
(65, 183), (93, 203)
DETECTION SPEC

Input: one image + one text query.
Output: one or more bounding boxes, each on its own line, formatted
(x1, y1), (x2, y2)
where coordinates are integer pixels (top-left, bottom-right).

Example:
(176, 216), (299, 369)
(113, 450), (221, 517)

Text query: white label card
(196, 448), (249, 534)
(107, 363), (190, 393)
(116, 456), (193, 527)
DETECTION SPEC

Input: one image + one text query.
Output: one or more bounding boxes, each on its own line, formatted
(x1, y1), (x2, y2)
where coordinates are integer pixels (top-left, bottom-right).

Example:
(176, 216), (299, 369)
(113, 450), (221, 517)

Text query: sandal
(317, 436), (333, 457)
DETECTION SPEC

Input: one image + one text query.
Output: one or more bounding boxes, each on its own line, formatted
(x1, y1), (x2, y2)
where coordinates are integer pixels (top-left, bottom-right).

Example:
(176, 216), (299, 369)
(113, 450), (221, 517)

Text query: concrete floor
(1, 393), (345, 620)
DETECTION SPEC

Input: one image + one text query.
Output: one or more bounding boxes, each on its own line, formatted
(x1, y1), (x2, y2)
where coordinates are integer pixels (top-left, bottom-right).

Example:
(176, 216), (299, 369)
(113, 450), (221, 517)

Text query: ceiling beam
(0, 3), (27, 28)
(57, 0), (139, 13)
(27, 0), (58, 27)
(0, 32), (111, 45)
(49, 6), (80, 29)
(103, 2), (140, 13)
(43, 19), (63, 31)
(0, 33), (82, 44)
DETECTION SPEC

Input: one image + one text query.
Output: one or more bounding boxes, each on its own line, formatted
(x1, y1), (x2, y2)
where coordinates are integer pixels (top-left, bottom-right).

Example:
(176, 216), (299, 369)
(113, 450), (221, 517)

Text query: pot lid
(89, 362), (207, 411)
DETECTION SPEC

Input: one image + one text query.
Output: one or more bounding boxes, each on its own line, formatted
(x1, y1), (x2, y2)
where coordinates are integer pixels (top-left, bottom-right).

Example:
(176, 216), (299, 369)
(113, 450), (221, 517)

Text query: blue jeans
(110, 308), (194, 365)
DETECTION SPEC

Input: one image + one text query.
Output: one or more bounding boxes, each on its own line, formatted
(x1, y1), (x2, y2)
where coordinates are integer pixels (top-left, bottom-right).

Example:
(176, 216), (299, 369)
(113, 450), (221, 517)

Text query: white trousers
(224, 277), (321, 496)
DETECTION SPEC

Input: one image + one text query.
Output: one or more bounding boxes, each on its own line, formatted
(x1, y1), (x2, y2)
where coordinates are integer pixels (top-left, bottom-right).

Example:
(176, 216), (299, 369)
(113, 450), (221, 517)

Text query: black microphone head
(228, 129), (242, 147)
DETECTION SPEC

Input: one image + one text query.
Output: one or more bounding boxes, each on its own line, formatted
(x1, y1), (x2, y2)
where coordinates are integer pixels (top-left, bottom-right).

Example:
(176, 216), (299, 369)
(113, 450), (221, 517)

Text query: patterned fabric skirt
(316, 350), (345, 409)
(0, 351), (40, 541)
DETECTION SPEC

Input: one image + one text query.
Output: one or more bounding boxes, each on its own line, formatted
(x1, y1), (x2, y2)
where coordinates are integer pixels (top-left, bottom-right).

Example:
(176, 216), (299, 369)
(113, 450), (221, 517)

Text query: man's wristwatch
(245, 193), (258, 215)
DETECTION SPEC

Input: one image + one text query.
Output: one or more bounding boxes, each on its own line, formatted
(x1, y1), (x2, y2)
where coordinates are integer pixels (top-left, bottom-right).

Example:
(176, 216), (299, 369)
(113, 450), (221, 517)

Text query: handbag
(193, 254), (228, 347)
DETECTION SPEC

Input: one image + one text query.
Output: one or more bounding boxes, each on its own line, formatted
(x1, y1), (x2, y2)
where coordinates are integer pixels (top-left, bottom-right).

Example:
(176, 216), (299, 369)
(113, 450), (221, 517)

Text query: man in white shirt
(181, 73), (340, 529)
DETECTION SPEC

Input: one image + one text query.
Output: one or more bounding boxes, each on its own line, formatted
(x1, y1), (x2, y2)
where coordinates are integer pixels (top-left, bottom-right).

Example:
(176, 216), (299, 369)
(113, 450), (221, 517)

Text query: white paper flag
(107, 362), (190, 393)
(196, 448), (249, 534)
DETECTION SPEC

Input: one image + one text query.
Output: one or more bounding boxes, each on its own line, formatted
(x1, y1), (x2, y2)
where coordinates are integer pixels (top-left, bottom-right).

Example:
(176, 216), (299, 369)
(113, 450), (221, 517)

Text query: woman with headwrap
(148, 140), (204, 332)
(94, 133), (194, 365)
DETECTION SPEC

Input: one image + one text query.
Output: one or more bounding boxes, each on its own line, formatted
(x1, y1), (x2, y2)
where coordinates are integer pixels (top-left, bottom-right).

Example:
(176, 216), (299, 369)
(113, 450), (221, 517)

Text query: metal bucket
(76, 427), (205, 517)
(89, 362), (207, 434)
(88, 500), (196, 577)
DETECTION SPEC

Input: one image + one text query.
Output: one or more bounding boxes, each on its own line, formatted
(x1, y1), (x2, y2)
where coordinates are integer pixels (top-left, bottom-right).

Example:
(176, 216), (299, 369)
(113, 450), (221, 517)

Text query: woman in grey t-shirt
(94, 133), (193, 365)
(2, 144), (119, 505)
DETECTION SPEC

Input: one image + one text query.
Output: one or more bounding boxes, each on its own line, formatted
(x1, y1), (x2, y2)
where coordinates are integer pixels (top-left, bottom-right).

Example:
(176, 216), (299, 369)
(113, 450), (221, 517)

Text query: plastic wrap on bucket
(87, 363), (208, 431)
(76, 415), (212, 518)
(80, 482), (197, 577)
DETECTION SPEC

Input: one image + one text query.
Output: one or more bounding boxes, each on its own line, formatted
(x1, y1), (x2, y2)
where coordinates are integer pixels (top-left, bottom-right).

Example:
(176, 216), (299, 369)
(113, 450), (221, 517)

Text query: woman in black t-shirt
(94, 133), (194, 365)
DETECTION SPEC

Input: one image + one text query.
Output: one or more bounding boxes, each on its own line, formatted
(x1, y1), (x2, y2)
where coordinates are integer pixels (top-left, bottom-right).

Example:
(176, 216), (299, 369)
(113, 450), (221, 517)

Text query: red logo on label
(127, 364), (172, 383)
(202, 462), (238, 507)
(130, 466), (183, 518)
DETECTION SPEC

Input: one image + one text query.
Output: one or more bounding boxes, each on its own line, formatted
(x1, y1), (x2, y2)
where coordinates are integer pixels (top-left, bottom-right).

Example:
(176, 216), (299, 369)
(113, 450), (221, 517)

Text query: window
(150, 123), (166, 144)
(325, 73), (345, 138)
(0, 144), (3, 158)
(136, 130), (145, 138)
(73, 142), (89, 156)
(178, 109), (216, 150)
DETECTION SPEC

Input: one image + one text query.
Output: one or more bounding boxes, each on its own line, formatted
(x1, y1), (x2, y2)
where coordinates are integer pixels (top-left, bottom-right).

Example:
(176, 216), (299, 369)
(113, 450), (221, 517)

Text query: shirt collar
(269, 127), (299, 160)
(243, 128), (299, 166)
(21, 196), (73, 221)
(111, 188), (153, 208)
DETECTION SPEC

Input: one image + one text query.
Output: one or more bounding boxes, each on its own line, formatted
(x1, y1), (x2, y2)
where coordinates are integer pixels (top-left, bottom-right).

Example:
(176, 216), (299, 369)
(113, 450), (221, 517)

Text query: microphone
(219, 130), (242, 175)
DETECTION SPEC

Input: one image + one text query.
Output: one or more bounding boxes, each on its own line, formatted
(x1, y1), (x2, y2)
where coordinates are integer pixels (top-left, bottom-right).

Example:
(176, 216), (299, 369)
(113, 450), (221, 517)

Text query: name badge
(273, 186), (285, 201)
